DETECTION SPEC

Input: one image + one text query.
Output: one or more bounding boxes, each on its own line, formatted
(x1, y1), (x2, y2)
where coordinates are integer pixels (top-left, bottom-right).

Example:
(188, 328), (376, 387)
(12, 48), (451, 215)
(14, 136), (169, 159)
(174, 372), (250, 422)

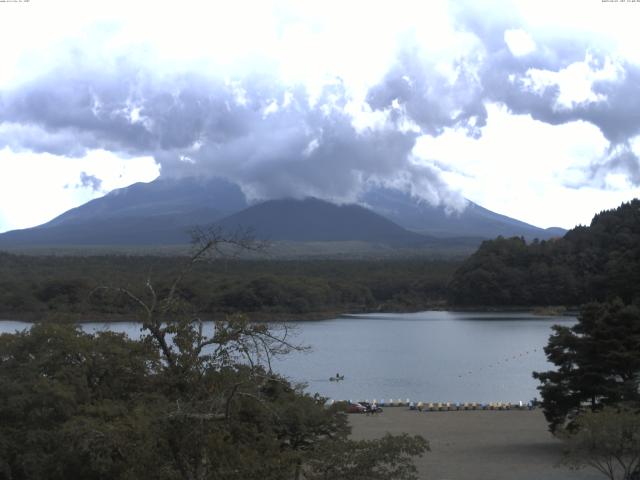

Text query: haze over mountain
(0, 177), (564, 249)
(362, 187), (565, 240)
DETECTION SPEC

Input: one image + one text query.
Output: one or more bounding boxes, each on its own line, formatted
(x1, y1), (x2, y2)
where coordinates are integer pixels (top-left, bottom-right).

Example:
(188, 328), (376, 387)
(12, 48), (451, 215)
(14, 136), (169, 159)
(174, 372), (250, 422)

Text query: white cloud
(523, 53), (623, 109)
(412, 103), (632, 228)
(0, 149), (158, 232)
(504, 29), (536, 57)
(512, 0), (640, 62)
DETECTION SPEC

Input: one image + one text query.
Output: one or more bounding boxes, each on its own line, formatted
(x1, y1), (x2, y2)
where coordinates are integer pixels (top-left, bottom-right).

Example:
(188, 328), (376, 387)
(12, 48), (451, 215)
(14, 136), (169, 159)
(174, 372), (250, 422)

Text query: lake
(0, 311), (574, 404)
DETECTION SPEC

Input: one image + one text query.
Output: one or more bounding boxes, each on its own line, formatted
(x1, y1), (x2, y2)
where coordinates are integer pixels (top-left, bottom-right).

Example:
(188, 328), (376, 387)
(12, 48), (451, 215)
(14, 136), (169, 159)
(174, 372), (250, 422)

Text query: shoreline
(0, 304), (578, 324)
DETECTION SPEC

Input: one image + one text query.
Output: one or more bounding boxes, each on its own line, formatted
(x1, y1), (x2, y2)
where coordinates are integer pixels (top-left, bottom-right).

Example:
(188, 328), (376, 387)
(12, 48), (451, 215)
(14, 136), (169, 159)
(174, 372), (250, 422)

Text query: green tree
(559, 407), (640, 480)
(449, 199), (640, 307)
(0, 323), (162, 480)
(303, 433), (429, 480)
(533, 300), (640, 433)
(0, 227), (429, 480)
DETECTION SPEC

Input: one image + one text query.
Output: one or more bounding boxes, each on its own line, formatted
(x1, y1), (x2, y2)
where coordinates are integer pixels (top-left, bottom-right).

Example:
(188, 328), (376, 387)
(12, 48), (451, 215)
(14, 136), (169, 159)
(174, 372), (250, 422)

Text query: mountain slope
(0, 177), (565, 248)
(362, 187), (565, 240)
(0, 208), (223, 246)
(0, 194), (437, 248)
(0, 177), (246, 246)
(216, 197), (434, 246)
(43, 176), (247, 228)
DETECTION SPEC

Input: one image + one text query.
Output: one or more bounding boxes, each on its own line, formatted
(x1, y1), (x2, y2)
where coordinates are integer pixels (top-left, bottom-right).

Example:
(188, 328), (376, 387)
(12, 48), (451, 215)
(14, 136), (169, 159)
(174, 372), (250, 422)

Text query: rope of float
(456, 347), (540, 378)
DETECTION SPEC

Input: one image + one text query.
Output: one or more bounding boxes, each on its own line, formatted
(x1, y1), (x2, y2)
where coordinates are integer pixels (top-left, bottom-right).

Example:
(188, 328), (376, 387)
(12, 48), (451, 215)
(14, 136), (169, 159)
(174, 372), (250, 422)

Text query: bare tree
(94, 226), (296, 370)
(87, 226), (427, 480)
(92, 226), (310, 480)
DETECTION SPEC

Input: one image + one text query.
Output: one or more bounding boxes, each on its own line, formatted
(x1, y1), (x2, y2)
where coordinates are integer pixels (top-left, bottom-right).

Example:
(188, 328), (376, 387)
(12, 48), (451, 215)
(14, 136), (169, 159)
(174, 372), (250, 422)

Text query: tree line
(449, 199), (640, 307)
(0, 253), (457, 321)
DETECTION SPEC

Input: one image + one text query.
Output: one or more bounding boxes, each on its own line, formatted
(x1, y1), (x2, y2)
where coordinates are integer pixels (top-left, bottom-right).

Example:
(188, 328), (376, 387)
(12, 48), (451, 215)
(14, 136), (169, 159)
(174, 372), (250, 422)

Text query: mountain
(44, 176), (247, 228)
(0, 177), (247, 246)
(0, 176), (565, 248)
(361, 187), (565, 240)
(0, 197), (437, 248)
(217, 197), (434, 246)
(0, 208), (224, 246)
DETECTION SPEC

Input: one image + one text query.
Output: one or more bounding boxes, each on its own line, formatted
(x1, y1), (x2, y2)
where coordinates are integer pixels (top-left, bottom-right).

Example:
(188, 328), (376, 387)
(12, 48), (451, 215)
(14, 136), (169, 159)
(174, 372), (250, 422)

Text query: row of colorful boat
(342, 399), (536, 410)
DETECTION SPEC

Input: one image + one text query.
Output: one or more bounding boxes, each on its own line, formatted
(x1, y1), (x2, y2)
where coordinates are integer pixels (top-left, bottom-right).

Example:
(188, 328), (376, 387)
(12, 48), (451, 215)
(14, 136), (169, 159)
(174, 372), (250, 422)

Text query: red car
(346, 402), (367, 413)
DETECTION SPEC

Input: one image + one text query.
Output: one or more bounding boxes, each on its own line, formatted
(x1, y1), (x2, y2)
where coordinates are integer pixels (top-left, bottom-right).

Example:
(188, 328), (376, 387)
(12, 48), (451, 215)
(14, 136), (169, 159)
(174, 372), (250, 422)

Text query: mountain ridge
(42, 177), (248, 229)
(0, 176), (566, 249)
(361, 187), (565, 240)
(217, 197), (434, 246)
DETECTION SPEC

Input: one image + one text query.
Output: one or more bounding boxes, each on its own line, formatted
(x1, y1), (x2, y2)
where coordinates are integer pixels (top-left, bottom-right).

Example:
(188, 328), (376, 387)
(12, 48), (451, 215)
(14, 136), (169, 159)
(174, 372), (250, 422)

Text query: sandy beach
(349, 408), (602, 480)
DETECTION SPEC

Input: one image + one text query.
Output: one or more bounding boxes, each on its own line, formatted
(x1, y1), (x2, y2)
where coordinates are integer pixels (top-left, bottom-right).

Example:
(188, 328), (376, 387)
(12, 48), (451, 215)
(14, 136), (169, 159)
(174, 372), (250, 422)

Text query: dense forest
(448, 199), (640, 307)
(0, 233), (429, 479)
(0, 253), (458, 321)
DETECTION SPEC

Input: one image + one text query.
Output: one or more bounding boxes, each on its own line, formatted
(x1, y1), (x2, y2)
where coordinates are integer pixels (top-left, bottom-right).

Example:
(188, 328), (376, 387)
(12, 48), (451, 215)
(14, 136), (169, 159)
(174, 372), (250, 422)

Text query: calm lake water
(0, 311), (574, 404)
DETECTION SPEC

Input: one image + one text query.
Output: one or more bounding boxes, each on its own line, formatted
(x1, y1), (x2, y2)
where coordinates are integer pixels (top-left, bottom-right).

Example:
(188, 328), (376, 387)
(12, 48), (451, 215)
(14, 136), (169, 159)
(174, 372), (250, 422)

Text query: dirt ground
(349, 408), (602, 480)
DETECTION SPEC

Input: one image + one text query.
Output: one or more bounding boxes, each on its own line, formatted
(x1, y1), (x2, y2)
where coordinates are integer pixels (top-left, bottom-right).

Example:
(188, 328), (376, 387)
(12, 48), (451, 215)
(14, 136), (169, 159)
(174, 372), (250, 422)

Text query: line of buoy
(456, 347), (541, 378)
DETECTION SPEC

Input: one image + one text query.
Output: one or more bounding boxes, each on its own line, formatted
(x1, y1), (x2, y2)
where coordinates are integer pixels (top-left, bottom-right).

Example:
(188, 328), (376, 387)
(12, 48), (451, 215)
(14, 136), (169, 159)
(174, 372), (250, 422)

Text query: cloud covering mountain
(0, 56), (463, 209)
(0, 0), (639, 232)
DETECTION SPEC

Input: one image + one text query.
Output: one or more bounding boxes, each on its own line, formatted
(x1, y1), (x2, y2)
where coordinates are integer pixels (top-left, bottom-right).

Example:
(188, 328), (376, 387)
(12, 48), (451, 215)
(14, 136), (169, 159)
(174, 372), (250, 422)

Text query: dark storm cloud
(156, 79), (434, 203)
(0, 65), (154, 155)
(0, 67), (248, 156)
(0, 61), (457, 206)
(367, 48), (487, 139)
(582, 66), (640, 145)
(0, 122), (92, 157)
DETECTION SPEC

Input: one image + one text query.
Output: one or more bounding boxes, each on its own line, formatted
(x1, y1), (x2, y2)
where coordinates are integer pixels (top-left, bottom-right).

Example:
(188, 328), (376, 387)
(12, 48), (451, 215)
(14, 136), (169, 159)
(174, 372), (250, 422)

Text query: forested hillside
(449, 199), (640, 306)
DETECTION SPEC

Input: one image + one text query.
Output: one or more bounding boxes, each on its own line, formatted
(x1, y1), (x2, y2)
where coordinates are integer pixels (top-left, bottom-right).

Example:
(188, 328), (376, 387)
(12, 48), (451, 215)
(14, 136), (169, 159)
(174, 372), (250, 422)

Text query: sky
(1, 0), (640, 233)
